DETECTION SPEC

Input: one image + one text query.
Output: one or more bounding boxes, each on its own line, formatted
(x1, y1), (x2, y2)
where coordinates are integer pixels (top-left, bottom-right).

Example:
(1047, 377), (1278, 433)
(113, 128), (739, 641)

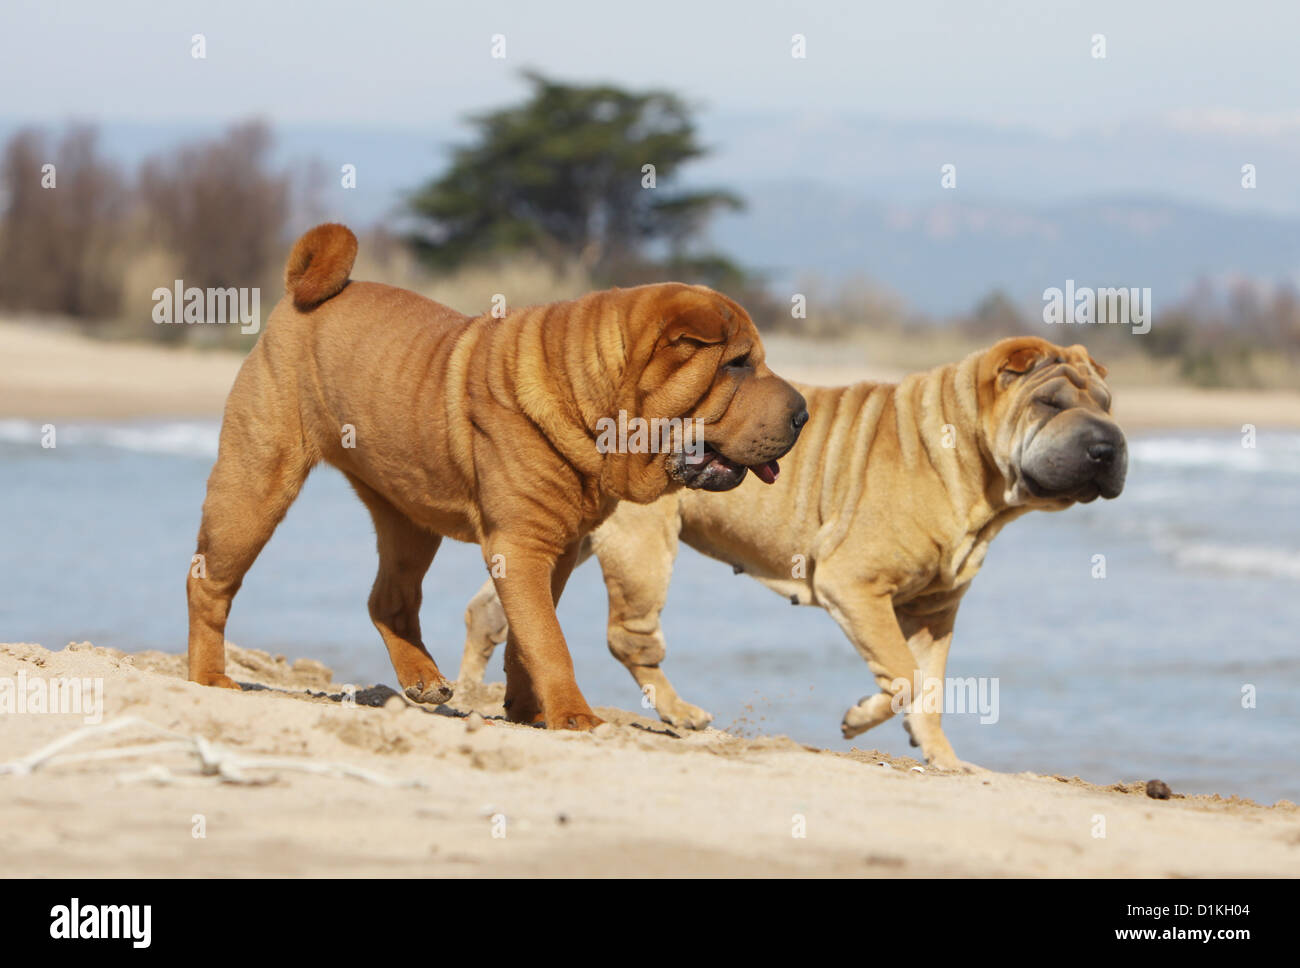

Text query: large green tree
(407, 72), (743, 284)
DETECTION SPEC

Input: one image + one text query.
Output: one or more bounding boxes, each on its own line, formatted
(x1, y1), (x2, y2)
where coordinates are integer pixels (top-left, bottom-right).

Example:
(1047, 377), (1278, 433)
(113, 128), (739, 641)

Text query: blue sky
(4, 0), (1299, 132)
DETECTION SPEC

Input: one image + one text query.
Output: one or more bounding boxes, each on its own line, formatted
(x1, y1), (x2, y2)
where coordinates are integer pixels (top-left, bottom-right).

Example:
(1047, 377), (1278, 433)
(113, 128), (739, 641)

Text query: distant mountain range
(706, 184), (1300, 314)
(3, 112), (1297, 315)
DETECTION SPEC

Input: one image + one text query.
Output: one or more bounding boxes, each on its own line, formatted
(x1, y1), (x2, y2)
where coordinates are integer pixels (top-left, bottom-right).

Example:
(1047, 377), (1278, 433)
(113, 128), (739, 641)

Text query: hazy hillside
(709, 186), (1300, 313)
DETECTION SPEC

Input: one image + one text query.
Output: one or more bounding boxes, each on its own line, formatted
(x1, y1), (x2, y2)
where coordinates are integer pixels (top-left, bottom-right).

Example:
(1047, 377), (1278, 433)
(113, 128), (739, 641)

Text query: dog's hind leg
(459, 579), (509, 685)
(187, 391), (314, 688)
(347, 475), (450, 705)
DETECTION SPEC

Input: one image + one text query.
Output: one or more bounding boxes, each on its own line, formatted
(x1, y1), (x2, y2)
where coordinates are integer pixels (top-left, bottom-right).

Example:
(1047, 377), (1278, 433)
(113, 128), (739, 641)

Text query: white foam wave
(1165, 540), (1300, 581)
(0, 418), (219, 458)
(1129, 434), (1300, 476)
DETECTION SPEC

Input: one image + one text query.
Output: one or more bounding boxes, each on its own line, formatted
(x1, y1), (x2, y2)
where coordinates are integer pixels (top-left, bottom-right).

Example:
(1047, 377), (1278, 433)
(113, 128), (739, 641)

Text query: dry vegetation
(2, 121), (1297, 388)
(777, 274), (1300, 390)
(354, 229), (597, 317)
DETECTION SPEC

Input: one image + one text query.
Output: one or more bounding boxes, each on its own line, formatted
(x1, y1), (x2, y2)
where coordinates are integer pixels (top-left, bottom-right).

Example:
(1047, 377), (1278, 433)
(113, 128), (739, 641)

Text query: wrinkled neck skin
(484, 291), (680, 512)
(927, 352), (1070, 581)
(876, 353), (1053, 591)
(601, 310), (689, 504)
(976, 360), (1080, 515)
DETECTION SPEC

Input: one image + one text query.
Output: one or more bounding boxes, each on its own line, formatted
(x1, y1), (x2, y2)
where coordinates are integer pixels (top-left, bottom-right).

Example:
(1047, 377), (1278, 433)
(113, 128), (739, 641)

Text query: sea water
(1, 419), (1296, 803)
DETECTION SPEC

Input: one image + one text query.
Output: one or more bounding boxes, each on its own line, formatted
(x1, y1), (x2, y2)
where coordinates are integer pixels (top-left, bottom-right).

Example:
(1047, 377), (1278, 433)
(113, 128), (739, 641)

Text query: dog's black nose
(1087, 441), (1115, 464)
(791, 409), (809, 432)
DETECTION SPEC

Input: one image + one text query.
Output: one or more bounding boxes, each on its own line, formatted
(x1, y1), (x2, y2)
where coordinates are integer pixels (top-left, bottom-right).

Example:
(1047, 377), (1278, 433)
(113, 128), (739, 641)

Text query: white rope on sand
(0, 716), (426, 788)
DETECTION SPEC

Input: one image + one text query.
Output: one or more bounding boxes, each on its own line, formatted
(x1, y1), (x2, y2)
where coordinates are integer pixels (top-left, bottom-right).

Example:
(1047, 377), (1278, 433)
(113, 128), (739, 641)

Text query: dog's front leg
(895, 602), (964, 756)
(487, 539), (602, 730)
(818, 578), (973, 771)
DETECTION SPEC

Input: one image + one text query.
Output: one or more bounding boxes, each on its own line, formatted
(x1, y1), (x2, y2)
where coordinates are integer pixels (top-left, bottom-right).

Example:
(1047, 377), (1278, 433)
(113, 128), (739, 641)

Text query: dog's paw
(901, 713), (921, 747)
(658, 700), (713, 731)
(841, 692), (896, 738)
(403, 676), (454, 705)
(926, 753), (985, 775)
(546, 711), (605, 731)
(194, 673), (242, 691)
(502, 696), (542, 724)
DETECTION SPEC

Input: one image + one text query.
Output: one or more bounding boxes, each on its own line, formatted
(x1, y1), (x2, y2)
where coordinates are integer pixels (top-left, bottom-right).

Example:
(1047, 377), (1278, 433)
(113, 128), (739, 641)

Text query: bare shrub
(0, 125), (126, 320)
(137, 120), (289, 343)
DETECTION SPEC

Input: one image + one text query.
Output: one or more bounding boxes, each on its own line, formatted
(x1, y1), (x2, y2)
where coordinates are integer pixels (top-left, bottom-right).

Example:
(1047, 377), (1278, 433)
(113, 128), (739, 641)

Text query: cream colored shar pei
(459, 337), (1126, 767)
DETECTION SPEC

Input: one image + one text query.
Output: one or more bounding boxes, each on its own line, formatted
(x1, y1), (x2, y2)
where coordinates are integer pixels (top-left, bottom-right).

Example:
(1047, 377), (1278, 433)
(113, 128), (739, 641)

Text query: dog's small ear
(997, 344), (1049, 377)
(664, 305), (730, 346)
(1087, 354), (1109, 379)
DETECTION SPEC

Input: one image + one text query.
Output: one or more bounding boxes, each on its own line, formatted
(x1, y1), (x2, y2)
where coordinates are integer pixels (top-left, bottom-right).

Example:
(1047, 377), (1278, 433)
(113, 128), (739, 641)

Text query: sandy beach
(3, 321), (1298, 428)
(2, 640), (1296, 877)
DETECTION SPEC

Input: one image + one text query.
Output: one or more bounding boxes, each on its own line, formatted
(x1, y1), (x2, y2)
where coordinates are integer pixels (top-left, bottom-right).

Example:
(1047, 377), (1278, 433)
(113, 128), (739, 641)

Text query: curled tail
(284, 222), (358, 310)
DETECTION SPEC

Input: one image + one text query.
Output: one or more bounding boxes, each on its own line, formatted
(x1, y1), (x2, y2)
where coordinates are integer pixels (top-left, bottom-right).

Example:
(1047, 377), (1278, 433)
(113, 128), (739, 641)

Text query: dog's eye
(726, 353), (751, 369)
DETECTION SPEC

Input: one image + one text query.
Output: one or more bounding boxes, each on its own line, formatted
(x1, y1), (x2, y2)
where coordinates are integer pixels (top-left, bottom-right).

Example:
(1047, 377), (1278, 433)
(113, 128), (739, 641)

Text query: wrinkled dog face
(979, 337), (1127, 507)
(639, 288), (808, 491)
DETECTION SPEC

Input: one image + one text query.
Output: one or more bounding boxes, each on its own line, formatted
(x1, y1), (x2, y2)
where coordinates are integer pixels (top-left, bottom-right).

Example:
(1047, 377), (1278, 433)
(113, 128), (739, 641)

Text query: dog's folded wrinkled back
(186, 223), (807, 729)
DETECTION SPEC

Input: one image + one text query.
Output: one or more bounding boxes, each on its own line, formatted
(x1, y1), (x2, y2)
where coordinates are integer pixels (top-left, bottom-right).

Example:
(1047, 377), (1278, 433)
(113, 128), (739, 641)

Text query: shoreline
(3, 321), (1298, 429)
(1, 640), (1296, 877)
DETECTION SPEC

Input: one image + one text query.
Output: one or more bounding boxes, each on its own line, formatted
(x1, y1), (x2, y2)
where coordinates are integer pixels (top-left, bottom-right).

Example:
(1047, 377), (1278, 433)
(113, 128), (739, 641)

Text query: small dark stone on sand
(1146, 779), (1172, 800)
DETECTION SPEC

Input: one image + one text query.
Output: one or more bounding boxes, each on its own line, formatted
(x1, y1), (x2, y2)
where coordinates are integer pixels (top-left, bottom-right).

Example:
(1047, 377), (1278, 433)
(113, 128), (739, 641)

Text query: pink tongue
(752, 460), (780, 484)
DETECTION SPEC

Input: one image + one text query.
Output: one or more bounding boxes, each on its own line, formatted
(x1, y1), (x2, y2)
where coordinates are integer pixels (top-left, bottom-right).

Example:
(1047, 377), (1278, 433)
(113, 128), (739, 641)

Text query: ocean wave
(1162, 540), (1300, 581)
(1129, 434), (1300, 476)
(0, 418), (219, 459)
